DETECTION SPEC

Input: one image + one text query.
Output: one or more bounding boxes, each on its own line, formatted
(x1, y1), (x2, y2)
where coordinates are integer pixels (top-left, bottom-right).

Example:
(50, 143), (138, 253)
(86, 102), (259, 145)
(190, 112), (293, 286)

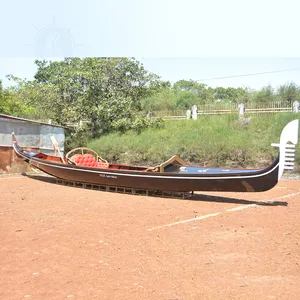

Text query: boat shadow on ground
(22, 173), (288, 207)
(191, 193), (287, 206)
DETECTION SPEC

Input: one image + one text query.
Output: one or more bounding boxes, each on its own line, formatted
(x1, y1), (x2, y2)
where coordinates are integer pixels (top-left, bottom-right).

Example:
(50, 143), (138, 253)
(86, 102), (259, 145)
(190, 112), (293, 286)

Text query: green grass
(87, 113), (300, 170)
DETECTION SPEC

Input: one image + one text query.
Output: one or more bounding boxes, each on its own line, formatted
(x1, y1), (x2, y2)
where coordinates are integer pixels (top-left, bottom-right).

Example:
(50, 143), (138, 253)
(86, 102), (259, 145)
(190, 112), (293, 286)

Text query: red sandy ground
(0, 175), (300, 300)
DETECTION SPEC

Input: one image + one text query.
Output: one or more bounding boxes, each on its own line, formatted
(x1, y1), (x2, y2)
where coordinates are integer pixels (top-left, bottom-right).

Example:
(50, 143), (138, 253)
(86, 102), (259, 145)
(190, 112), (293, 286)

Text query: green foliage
(141, 80), (259, 112)
(174, 90), (199, 109)
(32, 58), (163, 136)
(252, 85), (276, 103)
(64, 122), (93, 152)
(141, 88), (176, 111)
(7, 76), (62, 120)
(111, 114), (164, 134)
(0, 79), (35, 117)
(173, 80), (213, 104)
(213, 87), (250, 103)
(277, 82), (300, 102)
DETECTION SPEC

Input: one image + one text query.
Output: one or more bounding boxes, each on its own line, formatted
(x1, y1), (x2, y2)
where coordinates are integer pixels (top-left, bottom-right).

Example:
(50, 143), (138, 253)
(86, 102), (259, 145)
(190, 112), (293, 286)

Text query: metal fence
(151, 101), (295, 120)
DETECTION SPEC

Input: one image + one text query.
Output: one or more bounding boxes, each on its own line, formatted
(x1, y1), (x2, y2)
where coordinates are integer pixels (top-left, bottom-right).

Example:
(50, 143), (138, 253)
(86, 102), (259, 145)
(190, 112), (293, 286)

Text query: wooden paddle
(50, 136), (66, 164)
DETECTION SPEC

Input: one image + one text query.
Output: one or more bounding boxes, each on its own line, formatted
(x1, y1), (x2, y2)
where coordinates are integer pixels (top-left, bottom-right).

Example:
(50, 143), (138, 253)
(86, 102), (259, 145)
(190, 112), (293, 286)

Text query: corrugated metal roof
(0, 114), (72, 129)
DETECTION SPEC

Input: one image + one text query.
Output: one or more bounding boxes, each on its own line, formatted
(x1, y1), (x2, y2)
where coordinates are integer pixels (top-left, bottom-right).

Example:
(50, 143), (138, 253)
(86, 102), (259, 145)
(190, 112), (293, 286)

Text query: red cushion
(71, 154), (98, 167)
(70, 154), (109, 169)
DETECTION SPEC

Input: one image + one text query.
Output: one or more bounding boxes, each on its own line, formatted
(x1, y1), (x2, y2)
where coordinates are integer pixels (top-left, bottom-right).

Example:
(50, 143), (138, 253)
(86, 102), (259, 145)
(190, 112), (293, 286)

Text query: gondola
(12, 120), (298, 193)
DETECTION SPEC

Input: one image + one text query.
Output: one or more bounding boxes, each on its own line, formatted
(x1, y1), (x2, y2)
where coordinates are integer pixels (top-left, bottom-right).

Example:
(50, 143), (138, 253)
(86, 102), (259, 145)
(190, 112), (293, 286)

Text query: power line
(196, 67), (300, 82)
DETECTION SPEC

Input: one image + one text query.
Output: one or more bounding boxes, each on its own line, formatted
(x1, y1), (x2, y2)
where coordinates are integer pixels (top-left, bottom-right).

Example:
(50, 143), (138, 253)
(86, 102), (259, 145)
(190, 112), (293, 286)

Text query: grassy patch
(87, 114), (300, 169)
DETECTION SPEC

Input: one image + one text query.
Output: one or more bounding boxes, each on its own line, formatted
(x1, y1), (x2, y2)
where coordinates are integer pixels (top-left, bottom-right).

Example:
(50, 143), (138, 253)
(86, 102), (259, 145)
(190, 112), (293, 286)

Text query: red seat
(71, 154), (99, 168)
(71, 154), (109, 168)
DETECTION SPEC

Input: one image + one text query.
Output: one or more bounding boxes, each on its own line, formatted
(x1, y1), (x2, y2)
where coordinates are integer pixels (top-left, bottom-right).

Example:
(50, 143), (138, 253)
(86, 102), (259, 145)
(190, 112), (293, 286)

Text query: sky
(1, 0), (300, 90)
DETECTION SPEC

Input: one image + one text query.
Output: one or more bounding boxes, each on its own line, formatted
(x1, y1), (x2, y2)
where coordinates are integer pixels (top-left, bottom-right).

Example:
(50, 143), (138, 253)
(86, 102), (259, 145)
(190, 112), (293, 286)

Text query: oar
(50, 136), (66, 164)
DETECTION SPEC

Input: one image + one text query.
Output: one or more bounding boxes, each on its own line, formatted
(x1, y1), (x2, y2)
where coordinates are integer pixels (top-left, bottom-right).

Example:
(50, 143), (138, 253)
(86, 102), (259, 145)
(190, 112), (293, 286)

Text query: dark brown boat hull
(23, 155), (279, 193)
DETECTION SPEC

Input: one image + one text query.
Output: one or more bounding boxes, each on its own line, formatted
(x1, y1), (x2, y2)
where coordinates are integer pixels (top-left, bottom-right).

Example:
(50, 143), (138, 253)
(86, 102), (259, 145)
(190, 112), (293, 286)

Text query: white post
(238, 103), (245, 117)
(191, 105), (198, 120)
(186, 109), (191, 119)
(293, 100), (299, 113)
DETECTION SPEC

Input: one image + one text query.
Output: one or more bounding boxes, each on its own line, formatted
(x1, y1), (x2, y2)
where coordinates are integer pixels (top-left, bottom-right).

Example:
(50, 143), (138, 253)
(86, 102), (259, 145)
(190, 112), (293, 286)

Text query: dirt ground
(0, 174), (300, 300)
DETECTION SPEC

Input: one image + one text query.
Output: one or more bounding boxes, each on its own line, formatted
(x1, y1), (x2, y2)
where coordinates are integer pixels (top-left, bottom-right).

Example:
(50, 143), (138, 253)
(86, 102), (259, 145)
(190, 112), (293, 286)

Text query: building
(0, 114), (67, 174)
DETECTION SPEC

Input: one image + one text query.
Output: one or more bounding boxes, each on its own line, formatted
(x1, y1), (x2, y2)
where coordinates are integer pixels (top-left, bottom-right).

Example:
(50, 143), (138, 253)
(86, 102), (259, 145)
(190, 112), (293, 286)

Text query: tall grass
(87, 114), (300, 170)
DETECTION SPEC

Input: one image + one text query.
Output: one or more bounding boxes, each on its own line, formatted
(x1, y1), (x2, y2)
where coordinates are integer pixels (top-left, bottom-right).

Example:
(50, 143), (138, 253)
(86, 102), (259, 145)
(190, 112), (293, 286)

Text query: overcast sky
(1, 0), (300, 90)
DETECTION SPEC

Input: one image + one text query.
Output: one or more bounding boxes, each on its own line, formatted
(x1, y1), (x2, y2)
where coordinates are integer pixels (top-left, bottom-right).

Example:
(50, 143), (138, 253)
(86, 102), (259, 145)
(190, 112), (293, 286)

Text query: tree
(252, 85), (276, 103)
(211, 87), (249, 103)
(173, 80), (212, 104)
(277, 82), (300, 103)
(140, 86), (177, 111)
(0, 79), (35, 117)
(31, 58), (163, 136)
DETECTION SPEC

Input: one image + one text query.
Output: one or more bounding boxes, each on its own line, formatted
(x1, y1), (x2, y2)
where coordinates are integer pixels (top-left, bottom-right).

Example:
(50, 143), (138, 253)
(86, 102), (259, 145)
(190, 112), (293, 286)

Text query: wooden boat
(12, 120), (298, 193)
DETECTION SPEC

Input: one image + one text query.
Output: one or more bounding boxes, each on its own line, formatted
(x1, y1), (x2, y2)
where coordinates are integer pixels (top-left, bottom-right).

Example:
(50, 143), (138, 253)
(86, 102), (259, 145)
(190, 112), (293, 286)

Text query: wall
(0, 147), (33, 173)
(0, 118), (65, 173)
